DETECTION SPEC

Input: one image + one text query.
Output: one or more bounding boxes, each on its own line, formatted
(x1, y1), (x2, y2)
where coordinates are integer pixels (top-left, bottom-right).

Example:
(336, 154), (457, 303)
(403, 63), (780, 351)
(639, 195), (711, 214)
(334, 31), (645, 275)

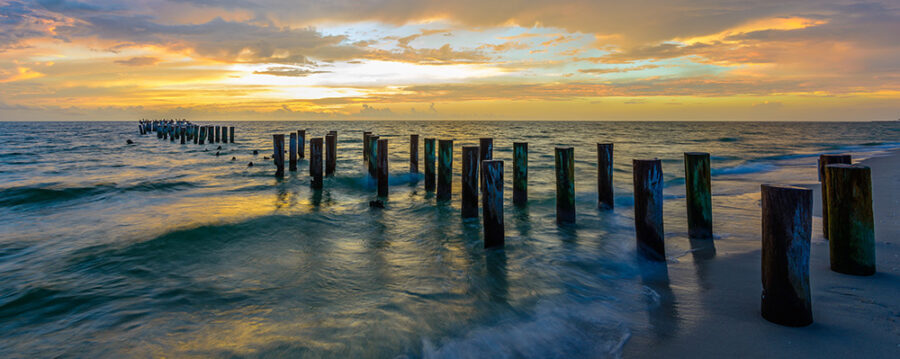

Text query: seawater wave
(0, 180), (198, 208)
(0, 121), (898, 358)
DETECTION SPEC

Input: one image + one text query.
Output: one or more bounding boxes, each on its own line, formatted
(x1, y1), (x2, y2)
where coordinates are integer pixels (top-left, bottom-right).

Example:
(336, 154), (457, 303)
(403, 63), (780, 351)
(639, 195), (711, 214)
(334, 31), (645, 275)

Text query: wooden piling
(310, 138), (323, 189)
(482, 160), (504, 248)
(297, 130), (305, 158)
(479, 138), (493, 161)
(222, 125), (228, 143)
(194, 126), (199, 144)
(230, 127), (235, 143)
(479, 138), (493, 194)
(633, 159), (664, 261)
(410, 134), (419, 174)
(825, 164), (875, 276)
(215, 126), (220, 143)
(180, 127), (186, 144)
(555, 147), (575, 224)
(513, 142), (527, 206)
(289, 132), (298, 171)
(818, 154), (851, 239)
(437, 140), (453, 201)
(367, 135), (379, 178)
(597, 143), (614, 210)
(207, 125), (213, 143)
(377, 138), (388, 197)
(461, 146), (479, 218)
(424, 138), (436, 192)
(363, 132), (372, 164)
(326, 134), (337, 176)
(273, 134), (285, 177)
(760, 184), (812, 327)
(685, 152), (713, 239)
(199, 126), (205, 144)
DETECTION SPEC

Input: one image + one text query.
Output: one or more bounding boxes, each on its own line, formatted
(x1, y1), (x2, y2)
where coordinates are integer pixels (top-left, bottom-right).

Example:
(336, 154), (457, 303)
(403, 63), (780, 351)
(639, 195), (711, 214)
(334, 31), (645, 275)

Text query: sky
(0, 0), (898, 121)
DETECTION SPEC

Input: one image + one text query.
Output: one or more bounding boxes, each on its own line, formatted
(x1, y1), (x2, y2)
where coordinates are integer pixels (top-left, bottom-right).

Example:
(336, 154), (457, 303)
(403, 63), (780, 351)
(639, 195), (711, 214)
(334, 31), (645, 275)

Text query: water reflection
(689, 238), (716, 290)
(309, 188), (323, 209)
(485, 249), (509, 306)
(638, 259), (679, 339)
(513, 206), (532, 238)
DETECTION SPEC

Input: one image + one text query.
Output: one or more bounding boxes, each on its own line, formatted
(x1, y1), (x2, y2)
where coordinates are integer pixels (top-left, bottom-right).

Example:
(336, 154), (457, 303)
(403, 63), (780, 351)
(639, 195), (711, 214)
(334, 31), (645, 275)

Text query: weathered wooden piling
(169, 126), (174, 141)
(214, 126), (220, 143)
(424, 138), (436, 192)
(139, 125), (145, 135)
(760, 184), (812, 327)
(818, 154), (852, 239)
(199, 126), (206, 144)
(513, 142), (527, 206)
(180, 127), (186, 144)
(222, 125), (228, 143)
(479, 138), (493, 162)
(158, 126), (163, 138)
(482, 160), (504, 248)
(363, 132), (372, 164)
(310, 138), (324, 189)
(410, 134), (419, 174)
(230, 126), (235, 143)
(207, 126), (213, 143)
(555, 147), (575, 224)
(825, 164), (875, 276)
(297, 130), (305, 158)
(597, 143), (614, 210)
(273, 134), (285, 177)
(461, 146), (479, 218)
(377, 138), (389, 197)
(685, 152), (713, 239)
(289, 133), (298, 171)
(194, 126), (199, 144)
(326, 134), (337, 176)
(437, 140), (453, 201)
(479, 138), (493, 193)
(367, 135), (380, 178)
(633, 159), (664, 261)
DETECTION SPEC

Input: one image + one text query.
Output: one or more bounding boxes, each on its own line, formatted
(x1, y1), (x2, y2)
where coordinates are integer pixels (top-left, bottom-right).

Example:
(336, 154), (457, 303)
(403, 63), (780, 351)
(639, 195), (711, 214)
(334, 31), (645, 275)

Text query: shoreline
(623, 150), (900, 357)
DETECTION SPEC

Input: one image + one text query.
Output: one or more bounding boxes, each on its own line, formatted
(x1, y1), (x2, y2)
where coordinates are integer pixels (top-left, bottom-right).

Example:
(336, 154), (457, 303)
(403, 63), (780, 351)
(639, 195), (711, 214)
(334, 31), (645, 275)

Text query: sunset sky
(1, 0), (898, 121)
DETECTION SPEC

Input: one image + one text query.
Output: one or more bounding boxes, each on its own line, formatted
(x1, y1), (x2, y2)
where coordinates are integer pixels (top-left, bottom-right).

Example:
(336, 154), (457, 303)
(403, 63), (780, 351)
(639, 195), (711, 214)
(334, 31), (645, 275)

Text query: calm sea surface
(1, 121), (898, 357)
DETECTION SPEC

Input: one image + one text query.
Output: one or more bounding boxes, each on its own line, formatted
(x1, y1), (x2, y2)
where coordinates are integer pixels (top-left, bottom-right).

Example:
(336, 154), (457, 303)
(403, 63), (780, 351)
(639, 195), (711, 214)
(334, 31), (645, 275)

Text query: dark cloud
(579, 65), (661, 74)
(252, 66), (330, 76)
(114, 56), (161, 66)
(355, 103), (392, 117)
(365, 43), (487, 64)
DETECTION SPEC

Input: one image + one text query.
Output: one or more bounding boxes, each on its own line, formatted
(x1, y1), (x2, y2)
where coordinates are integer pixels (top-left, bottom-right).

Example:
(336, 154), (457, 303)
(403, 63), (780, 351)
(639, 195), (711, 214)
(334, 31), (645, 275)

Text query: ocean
(1, 121), (898, 358)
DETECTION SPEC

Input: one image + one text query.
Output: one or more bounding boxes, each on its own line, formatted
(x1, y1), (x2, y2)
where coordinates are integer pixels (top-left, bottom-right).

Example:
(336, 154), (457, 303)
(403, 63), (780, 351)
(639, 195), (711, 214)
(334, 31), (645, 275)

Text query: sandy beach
(624, 150), (900, 357)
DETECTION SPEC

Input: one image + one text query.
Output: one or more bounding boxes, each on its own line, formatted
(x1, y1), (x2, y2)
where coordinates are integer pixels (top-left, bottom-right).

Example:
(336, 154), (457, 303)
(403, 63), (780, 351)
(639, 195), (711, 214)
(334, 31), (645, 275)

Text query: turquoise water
(1, 121), (898, 357)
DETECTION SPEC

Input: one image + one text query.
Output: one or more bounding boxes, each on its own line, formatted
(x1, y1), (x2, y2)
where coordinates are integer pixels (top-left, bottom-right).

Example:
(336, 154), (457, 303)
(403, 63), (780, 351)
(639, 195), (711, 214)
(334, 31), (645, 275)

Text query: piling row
(139, 120), (236, 146)
(259, 130), (875, 329)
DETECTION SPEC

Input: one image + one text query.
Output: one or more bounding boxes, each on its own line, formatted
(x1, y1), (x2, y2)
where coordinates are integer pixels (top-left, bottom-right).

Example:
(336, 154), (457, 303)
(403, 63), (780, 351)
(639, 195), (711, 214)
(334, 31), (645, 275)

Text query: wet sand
(624, 150), (900, 358)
